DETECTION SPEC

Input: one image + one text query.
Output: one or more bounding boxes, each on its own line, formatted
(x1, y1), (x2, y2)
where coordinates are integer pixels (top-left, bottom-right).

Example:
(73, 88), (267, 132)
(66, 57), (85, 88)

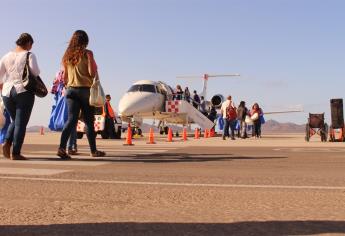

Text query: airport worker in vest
(103, 94), (116, 139)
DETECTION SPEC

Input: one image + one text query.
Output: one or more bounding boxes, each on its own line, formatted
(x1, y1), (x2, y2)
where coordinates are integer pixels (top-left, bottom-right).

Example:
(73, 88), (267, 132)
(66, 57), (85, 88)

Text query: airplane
(118, 74), (303, 135)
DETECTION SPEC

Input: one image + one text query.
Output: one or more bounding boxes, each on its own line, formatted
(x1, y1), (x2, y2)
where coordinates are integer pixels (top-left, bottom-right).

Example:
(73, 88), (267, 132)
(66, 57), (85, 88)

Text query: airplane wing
(264, 110), (303, 115)
(264, 105), (304, 115)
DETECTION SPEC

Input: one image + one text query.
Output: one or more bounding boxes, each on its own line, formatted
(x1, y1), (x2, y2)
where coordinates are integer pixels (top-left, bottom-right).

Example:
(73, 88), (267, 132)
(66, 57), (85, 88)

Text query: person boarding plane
(118, 74), (303, 135)
(118, 74), (241, 134)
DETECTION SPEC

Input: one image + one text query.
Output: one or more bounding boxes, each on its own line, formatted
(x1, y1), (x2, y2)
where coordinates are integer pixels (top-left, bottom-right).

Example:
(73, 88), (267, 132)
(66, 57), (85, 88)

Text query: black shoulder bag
(22, 52), (48, 98)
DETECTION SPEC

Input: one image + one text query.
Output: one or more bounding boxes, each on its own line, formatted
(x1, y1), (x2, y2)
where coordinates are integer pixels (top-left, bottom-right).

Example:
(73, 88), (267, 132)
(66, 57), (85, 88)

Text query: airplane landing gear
(159, 126), (169, 135)
(131, 127), (142, 137)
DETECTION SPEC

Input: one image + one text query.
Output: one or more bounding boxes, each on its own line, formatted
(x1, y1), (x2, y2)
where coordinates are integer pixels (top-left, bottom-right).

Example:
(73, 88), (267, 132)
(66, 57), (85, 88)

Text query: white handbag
(245, 115), (253, 125)
(89, 72), (105, 107)
(251, 112), (259, 121)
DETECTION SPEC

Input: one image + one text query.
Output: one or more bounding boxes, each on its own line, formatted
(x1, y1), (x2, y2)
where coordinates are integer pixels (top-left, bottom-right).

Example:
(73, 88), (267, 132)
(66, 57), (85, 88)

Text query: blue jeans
(223, 118), (236, 138)
(223, 118), (230, 137)
(59, 87), (96, 152)
(253, 120), (262, 137)
(2, 87), (35, 155)
(68, 126), (77, 150)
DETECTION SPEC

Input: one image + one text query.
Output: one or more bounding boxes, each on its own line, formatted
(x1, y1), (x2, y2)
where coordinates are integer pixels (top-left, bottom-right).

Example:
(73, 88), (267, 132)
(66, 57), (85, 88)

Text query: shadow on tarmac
(1, 221), (345, 236)
(31, 153), (287, 163)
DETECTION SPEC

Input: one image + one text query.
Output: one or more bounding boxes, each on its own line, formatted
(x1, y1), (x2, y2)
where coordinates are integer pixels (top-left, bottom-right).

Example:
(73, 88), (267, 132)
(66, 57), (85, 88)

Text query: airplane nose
(118, 94), (133, 116)
(118, 93), (156, 116)
(119, 103), (133, 116)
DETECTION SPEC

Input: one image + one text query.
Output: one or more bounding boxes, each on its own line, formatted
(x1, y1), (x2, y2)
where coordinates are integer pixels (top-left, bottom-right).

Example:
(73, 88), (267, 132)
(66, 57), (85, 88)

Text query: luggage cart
(329, 98), (345, 142)
(305, 113), (328, 142)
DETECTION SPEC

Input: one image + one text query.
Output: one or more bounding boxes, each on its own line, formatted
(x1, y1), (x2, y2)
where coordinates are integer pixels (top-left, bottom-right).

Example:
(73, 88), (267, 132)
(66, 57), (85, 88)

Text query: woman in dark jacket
(237, 101), (248, 138)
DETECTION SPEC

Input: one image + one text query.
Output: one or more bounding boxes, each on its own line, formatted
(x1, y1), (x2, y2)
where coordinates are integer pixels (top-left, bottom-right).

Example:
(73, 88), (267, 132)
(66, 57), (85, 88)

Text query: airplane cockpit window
(128, 84), (156, 93)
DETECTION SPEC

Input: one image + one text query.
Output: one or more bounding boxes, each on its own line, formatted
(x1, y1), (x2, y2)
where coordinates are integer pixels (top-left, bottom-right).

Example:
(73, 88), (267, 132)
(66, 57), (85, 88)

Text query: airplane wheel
(77, 132), (84, 139)
(137, 128), (142, 136)
(164, 126), (169, 135)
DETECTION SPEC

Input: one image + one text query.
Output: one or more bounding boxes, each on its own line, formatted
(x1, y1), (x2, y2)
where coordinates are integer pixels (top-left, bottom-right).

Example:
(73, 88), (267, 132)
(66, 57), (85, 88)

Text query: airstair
(165, 100), (214, 130)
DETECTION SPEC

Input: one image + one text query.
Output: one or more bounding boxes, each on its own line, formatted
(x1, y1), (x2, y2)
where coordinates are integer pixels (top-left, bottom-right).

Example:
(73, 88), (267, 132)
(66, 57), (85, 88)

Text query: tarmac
(0, 132), (345, 236)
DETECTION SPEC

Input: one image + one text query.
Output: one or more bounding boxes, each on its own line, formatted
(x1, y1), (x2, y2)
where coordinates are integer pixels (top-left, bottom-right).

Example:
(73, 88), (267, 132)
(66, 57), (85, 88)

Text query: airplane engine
(211, 94), (224, 108)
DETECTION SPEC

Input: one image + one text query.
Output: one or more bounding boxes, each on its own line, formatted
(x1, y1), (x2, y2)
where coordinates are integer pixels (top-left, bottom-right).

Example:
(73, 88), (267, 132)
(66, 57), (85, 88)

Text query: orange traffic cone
(40, 126), (44, 135)
(167, 128), (173, 142)
(204, 129), (209, 138)
(182, 127), (188, 141)
(194, 128), (200, 139)
(147, 128), (156, 144)
(210, 128), (215, 137)
(124, 125), (134, 146)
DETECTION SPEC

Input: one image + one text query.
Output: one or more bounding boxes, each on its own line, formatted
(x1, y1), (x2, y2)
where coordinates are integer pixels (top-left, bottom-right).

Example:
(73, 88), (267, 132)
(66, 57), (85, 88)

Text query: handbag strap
(25, 52), (31, 66)
(22, 52), (31, 78)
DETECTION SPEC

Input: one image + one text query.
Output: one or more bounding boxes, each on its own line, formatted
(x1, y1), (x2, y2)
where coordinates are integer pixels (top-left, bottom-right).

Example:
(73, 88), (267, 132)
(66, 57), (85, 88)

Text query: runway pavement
(0, 132), (345, 236)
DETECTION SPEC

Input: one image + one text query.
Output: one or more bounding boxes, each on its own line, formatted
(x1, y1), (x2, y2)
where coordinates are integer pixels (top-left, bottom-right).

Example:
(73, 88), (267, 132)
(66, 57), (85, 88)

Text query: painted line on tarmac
(1, 176), (345, 191)
(273, 148), (345, 153)
(77, 149), (171, 153)
(0, 168), (69, 176)
(0, 159), (108, 166)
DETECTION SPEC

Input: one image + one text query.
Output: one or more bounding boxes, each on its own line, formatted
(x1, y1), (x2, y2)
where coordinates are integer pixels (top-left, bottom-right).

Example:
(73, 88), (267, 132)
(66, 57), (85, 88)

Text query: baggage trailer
(329, 98), (345, 142)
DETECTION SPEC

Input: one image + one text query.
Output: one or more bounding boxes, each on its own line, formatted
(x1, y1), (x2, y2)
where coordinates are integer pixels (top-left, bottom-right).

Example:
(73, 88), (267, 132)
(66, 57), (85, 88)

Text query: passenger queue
(172, 84), (265, 140)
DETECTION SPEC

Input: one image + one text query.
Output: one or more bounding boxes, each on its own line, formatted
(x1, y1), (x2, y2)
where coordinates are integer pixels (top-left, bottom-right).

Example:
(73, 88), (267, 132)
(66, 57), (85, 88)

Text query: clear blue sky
(1, 0), (344, 125)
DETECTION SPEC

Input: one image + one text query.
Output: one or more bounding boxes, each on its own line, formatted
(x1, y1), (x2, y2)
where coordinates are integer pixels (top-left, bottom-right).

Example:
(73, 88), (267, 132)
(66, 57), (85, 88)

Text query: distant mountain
(139, 119), (305, 133)
(262, 119), (305, 133)
(26, 119), (305, 133)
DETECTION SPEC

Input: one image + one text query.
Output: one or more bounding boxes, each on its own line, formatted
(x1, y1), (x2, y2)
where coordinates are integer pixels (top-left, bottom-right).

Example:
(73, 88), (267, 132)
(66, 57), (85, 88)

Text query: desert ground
(0, 132), (345, 235)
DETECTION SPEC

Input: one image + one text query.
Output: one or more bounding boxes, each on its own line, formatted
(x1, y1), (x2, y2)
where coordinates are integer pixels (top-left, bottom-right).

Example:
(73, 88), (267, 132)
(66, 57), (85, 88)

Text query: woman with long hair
(57, 30), (105, 159)
(237, 101), (248, 138)
(251, 103), (263, 138)
(0, 33), (39, 160)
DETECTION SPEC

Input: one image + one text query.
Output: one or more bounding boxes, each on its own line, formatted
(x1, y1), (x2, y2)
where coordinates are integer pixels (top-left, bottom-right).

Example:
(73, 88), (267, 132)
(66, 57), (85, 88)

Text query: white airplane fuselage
(118, 80), (172, 119)
(118, 75), (302, 130)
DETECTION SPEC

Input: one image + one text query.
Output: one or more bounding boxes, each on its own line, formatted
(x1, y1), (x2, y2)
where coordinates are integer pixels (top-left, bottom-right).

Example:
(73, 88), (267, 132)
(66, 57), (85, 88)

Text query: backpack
(226, 104), (237, 120)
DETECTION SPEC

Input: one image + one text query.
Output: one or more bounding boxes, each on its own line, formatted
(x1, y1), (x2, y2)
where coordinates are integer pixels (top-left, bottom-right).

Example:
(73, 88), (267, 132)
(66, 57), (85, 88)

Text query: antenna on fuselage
(176, 73), (240, 99)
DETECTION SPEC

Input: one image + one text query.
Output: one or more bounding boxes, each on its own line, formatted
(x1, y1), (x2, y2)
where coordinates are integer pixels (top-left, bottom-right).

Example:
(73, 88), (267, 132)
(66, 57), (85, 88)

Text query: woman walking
(58, 30), (105, 159)
(0, 33), (39, 160)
